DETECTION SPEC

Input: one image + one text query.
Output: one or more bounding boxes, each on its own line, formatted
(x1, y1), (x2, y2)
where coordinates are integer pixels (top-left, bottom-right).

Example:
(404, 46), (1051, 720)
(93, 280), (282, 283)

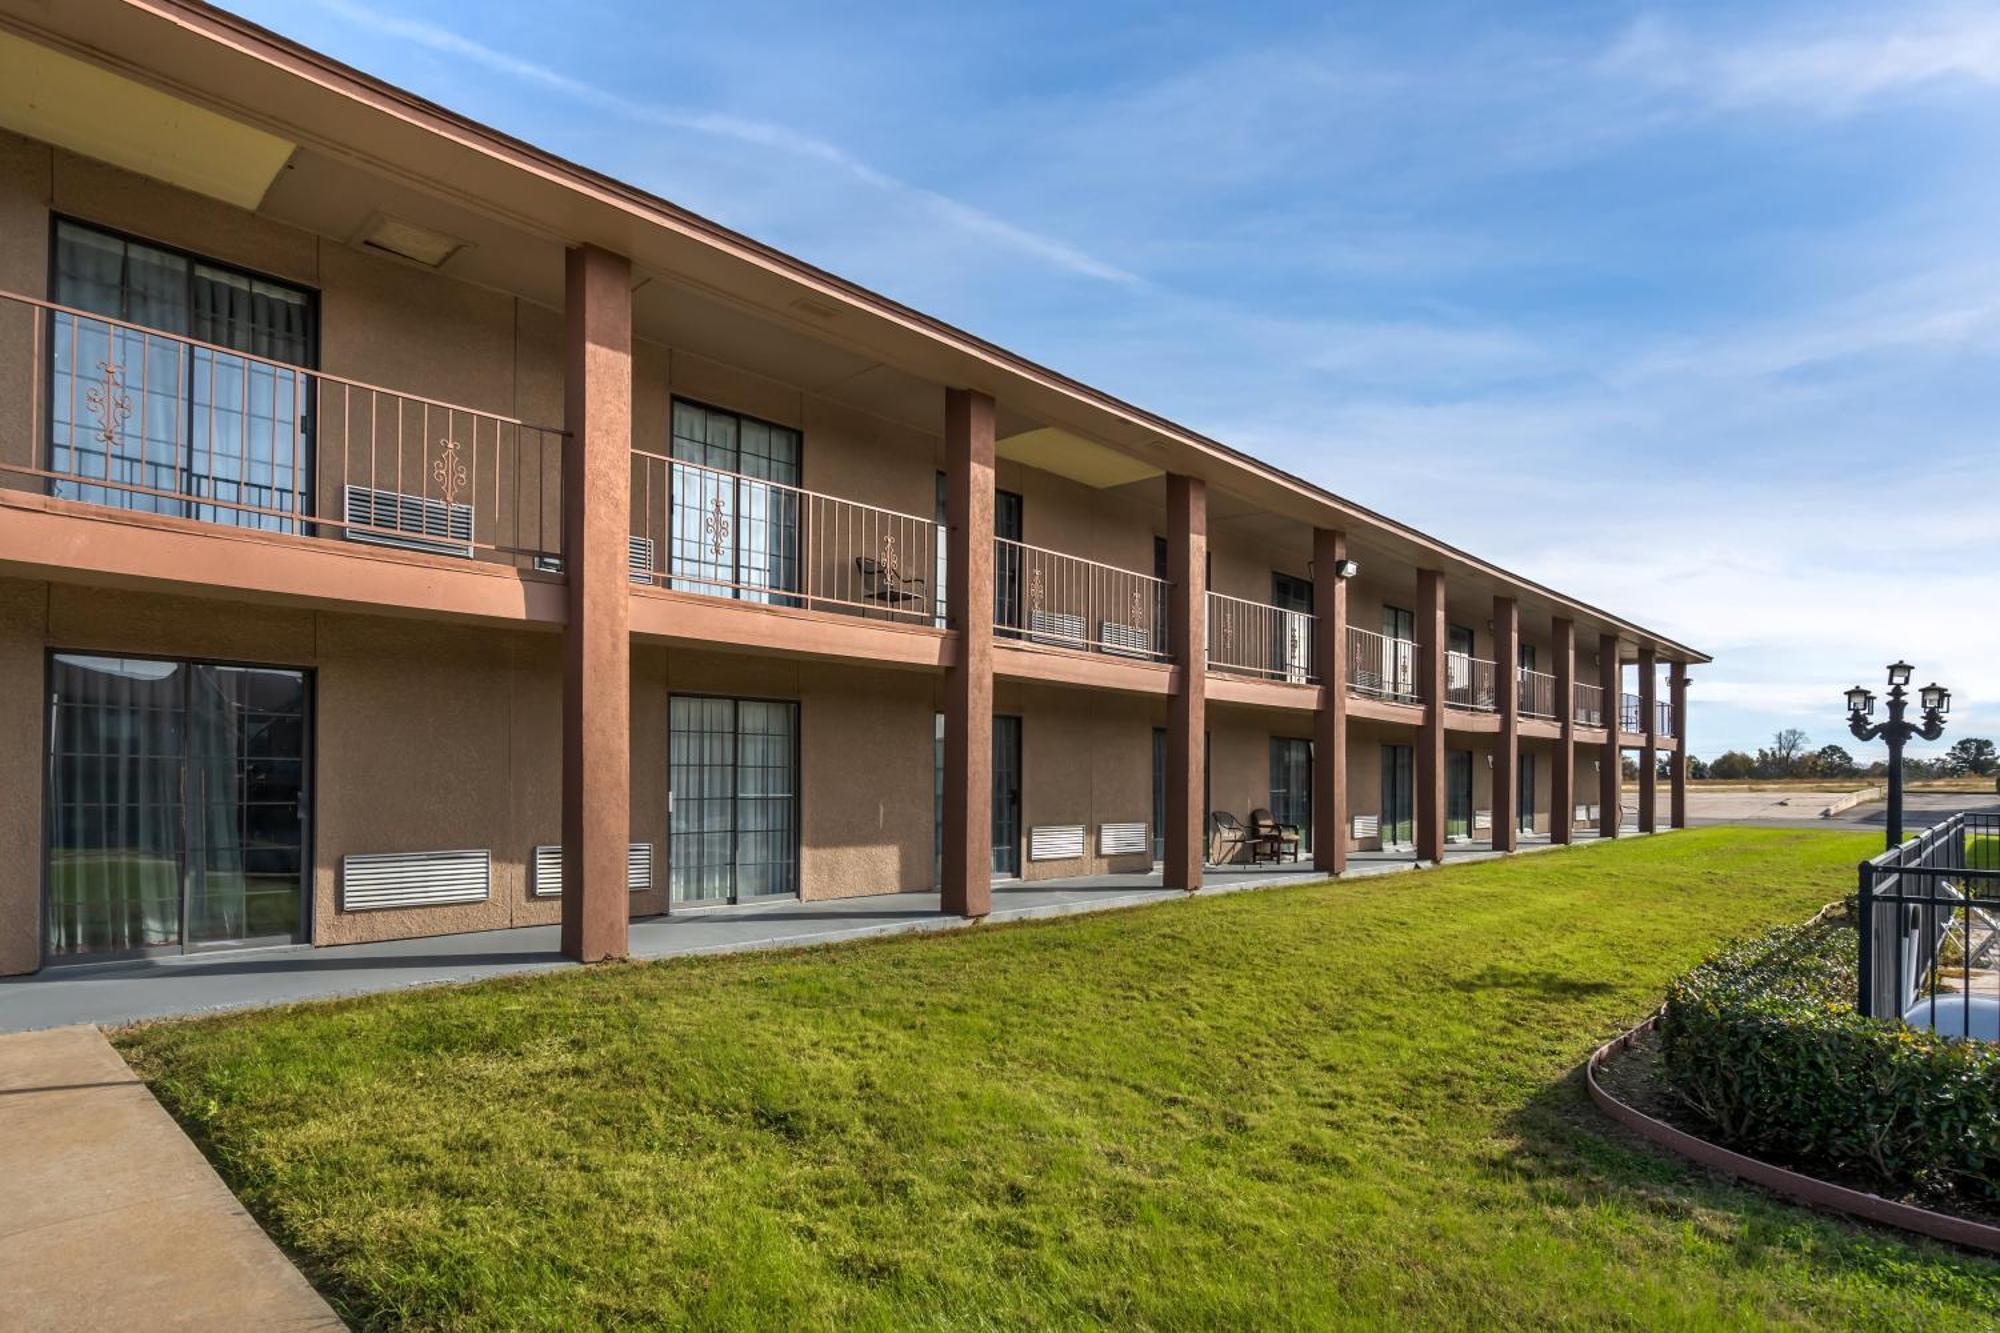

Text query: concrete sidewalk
(0, 840), (1597, 1034)
(0, 1025), (341, 1331)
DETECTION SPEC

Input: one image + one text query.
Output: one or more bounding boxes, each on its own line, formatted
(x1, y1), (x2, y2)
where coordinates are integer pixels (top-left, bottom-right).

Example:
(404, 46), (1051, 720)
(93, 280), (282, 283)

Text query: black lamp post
(1845, 661), (1949, 849)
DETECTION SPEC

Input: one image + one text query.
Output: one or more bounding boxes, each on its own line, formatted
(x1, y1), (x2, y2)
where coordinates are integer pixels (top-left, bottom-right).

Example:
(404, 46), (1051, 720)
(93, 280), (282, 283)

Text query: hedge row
(1657, 916), (2000, 1207)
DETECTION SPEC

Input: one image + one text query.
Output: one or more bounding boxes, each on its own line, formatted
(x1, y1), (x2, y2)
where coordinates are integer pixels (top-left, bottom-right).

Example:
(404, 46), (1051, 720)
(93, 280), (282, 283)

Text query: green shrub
(1658, 917), (2000, 1207)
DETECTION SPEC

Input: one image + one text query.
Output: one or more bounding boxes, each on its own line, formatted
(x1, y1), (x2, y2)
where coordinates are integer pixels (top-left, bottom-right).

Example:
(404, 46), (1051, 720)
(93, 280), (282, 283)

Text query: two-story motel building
(0, 0), (1705, 976)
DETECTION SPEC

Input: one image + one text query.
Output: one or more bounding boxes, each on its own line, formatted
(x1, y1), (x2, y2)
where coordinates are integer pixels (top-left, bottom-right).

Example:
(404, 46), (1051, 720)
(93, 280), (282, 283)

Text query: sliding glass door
(45, 653), (309, 961)
(1269, 737), (1312, 853)
(50, 219), (315, 533)
(1518, 751), (1538, 833)
(667, 401), (801, 603)
(668, 695), (799, 905)
(992, 715), (1022, 878)
(1379, 744), (1414, 848)
(1446, 749), (1474, 842)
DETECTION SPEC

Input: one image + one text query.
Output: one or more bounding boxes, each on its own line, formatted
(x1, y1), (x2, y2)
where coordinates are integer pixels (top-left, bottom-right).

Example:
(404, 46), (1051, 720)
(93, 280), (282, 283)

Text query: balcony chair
(1249, 808), (1302, 863)
(1212, 810), (1282, 866)
(854, 555), (928, 616)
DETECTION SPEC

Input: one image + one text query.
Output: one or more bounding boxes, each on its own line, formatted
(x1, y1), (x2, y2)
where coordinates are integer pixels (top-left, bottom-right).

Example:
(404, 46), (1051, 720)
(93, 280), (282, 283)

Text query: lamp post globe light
(1846, 661), (1949, 849)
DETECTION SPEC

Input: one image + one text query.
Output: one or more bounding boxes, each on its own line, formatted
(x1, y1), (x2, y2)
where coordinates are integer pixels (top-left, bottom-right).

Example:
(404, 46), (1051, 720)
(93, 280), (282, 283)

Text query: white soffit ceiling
(996, 427), (1163, 489)
(0, 29), (294, 211)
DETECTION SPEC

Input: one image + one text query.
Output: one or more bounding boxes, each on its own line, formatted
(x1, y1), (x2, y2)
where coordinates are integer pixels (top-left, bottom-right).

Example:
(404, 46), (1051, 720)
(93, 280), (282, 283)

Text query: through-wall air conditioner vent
(341, 849), (490, 911)
(532, 536), (656, 582)
(1029, 824), (1086, 861)
(1352, 814), (1380, 839)
(532, 843), (654, 897)
(1098, 822), (1148, 856)
(1473, 810), (1493, 831)
(344, 485), (473, 557)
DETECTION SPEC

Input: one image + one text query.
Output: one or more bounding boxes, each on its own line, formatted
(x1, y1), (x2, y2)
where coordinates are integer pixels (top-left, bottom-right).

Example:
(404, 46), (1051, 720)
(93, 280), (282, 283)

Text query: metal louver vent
(531, 536), (656, 582)
(341, 849), (490, 911)
(343, 484), (474, 557)
(1352, 814), (1380, 838)
(531, 843), (654, 897)
(1029, 824), (1086, 861)
(1473, 810), (1493, 831)
(1098, 822), (1149, 856)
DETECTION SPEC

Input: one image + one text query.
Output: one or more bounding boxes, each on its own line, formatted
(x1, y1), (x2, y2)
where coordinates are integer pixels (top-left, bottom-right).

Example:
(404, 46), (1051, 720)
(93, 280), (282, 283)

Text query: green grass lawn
(117, 829), (2000, 1330)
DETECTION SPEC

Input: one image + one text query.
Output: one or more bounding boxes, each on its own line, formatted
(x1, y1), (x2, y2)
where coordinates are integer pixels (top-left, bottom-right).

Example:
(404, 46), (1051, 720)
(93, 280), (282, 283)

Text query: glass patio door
(1269, 737), (1312, 853)
(668, 696), (799, 905)
(992, 714), (1022, 877)
(45, 654), (309, 961)
(1446, 749), (1474, 842)
(668, 401), (801, 603)
(1379, 744), (1414, 847)
(994, 489), (1024, 634)
(1518, 751), (1537, 833)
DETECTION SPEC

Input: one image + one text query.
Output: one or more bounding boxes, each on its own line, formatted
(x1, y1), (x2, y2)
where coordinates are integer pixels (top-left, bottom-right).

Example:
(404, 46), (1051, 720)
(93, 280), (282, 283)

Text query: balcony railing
(0, 289), (564, 567)
(1444, 651), (1498, 712)
(1620, 691), (1643, 733)
(1207, 592), (1316, 683)
(1655, 699), (1674, 737)
(1573, 682), (1605, 727)
(995, 538), (1168, 660)
(1519, 668), (1557, 719)
(1347, 626), (1419, 703)
(629, 450), (941, 622)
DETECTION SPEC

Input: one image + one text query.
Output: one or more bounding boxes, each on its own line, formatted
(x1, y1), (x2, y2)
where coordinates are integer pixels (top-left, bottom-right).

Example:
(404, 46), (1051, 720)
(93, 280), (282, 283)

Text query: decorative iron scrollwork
(706, 495), (731, 560)
(85, 362), (132, 447)
(432, 437), (467, 505)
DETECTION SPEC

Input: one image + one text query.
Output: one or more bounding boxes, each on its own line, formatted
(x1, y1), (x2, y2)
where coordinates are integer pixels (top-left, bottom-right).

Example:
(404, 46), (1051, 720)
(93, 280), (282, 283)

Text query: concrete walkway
(0, 838), (1596, 1034)
(0, 1025), (342, 1331)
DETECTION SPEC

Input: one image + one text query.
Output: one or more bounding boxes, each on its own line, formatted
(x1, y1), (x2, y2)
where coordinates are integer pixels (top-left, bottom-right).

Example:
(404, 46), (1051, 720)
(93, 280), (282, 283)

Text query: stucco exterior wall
(995, 682), (1157, 881)
(0, 578), (46, 974)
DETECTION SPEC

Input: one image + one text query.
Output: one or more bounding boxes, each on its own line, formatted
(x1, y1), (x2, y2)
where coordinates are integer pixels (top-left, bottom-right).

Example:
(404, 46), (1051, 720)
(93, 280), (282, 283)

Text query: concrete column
(1312, 528), (1347, 875)
(1417, 569), (1447, 863)
(1492, 594), (1519, 853)
(1598, 633), (1621, 838)
(1551, 617), (1575, 844)
(1670, 663), (1689, 829)
(560, 244), (632, 964)
(943, 388), (995, 919)
(1165, 474), (1208, 891)
(1638, 646), (1659, 834)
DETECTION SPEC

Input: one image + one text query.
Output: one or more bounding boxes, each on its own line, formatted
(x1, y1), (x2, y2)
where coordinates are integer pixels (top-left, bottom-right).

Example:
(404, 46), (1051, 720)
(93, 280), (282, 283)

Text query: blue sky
(231, 0), (2000, 762)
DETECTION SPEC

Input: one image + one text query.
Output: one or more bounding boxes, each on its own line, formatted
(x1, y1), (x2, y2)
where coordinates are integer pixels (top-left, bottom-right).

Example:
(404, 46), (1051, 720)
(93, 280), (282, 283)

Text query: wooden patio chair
(854, 555), (927, 616)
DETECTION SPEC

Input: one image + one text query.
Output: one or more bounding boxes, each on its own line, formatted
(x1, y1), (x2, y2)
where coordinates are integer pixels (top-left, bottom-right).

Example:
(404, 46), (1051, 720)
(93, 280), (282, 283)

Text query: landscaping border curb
(1819, 785), (1884, 818)
(1585, 1015), (2000, 1256)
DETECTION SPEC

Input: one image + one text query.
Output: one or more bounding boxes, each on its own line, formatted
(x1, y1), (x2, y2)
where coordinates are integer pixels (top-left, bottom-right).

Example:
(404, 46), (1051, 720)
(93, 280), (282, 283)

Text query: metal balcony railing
(1620, 691), (1644, 733)
(1445, 651), (1498, 712)
(1347, 626), (1420, 703)
(629, 450), (941, 622)
(1206, 592), (1316, 683)
(994, 538), (1168, 660)
(1573, 682), (1605, 727)
(1519, 668), (1558, 719)
(0, 288), (565, 567)
(1655, 699), (1674, 737)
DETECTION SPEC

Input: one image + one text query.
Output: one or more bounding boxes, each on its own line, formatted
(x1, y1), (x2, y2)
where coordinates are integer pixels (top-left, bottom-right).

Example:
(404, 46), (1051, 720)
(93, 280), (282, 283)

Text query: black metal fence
(1857, 810), (2000, 1037)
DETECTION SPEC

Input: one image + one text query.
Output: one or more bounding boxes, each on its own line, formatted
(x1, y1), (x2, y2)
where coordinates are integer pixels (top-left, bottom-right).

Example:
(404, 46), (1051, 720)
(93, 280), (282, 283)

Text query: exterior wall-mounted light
(1333, 558), (1360, 579)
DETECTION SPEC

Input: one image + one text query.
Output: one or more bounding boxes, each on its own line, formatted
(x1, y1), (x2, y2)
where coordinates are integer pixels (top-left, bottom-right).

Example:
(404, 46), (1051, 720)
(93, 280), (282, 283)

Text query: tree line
(1691, 729), (1997, 781)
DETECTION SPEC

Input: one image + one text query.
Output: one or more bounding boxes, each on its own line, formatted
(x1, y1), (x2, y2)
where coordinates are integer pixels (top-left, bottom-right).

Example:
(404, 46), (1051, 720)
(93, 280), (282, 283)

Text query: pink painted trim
(1586, 1016), (2000, 1256)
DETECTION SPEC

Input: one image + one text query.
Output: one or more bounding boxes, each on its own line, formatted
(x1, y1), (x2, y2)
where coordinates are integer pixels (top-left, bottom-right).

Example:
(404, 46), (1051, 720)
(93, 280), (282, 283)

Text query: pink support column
(560, 244), (632, 964)
(1165, 474), (1208, 891)
(1551, 617), (1576, 845)
(1493, 594), (1519, 853)
(1670, 663), (1690, 829)
(1638, 646), (1659, 833)
(1599, 633), (1622, 838)
(1417, 569), (1447, 863)
(1312, 528), (1348, 875)
(943, 388), (995, 919)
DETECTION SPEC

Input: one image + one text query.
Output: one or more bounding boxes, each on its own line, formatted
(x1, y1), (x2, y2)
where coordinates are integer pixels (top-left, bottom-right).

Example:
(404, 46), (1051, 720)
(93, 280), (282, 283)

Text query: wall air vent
(1352, 814), (1380, 839)
(1029, 824), (1086, 861)
(534, 536), (656, 582)
(1098, 822), (1148, 856)
(344, 485), (474, 557)
(341, 849), (490, 911)
(532, 843), (654, 897)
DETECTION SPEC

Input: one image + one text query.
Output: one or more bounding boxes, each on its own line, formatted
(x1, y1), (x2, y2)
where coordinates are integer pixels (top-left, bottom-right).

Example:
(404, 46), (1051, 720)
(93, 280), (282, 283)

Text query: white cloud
(312, 0), (1140, 285)
(1601, 7), (2000, 114)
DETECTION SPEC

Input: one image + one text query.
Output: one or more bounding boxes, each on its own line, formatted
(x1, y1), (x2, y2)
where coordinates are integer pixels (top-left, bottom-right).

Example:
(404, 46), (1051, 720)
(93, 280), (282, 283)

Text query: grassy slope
(118, 829), (2000, 1330)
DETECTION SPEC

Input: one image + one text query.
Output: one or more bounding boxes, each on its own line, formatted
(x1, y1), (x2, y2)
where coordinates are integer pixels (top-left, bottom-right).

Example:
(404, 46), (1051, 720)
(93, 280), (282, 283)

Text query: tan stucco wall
(994, 683), (1156, 881)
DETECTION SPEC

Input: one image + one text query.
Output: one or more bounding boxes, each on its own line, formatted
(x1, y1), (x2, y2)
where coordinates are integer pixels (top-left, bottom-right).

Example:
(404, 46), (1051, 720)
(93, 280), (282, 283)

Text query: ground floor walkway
(1, 834), (1595, 1034)
(0, 1024), (341, 1331)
